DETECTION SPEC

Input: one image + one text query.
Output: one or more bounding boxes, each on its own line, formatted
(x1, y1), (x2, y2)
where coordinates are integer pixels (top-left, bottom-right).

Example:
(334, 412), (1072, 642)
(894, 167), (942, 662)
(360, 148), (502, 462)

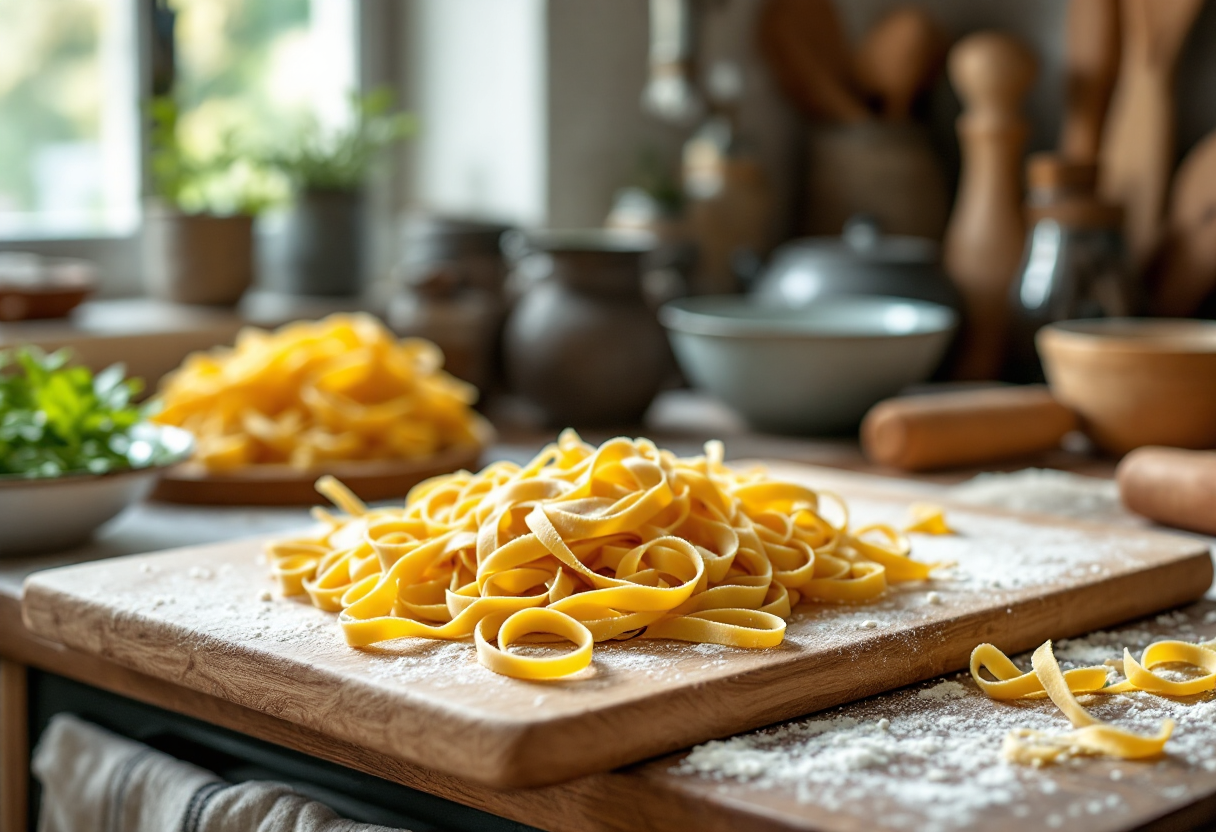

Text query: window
(0, 0), (365, 293)
(0, 0), (139, 239)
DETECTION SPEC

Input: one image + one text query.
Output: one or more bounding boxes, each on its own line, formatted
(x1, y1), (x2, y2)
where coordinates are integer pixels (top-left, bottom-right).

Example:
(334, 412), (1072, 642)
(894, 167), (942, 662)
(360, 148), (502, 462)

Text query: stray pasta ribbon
(152, 314), (488, 471)
(904, 503), (956, 536)
(969, 639), (1201, 763)
(267, 430), (941, 680)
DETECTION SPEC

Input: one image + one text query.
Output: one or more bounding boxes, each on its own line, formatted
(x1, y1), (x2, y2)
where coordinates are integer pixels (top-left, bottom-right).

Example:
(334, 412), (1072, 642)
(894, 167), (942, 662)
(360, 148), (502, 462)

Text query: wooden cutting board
(20, 462), (1212, 789)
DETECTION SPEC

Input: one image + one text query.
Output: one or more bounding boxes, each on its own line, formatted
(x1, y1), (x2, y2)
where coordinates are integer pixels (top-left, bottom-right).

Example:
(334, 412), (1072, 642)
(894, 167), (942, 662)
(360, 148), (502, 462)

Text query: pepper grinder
(942, 33), (1037, 380)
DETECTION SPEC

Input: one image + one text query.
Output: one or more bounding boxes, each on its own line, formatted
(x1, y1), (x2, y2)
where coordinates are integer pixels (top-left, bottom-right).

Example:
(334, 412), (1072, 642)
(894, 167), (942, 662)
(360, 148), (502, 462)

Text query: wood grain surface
(0, 660), (27, 832)
(20, 463), (1212, 789)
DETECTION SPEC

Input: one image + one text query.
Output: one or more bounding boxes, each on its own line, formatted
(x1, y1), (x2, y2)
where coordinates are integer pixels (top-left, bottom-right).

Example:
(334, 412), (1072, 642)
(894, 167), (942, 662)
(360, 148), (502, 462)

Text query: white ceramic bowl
(660, 295), (957, 434)
(0, 423), (194, 556)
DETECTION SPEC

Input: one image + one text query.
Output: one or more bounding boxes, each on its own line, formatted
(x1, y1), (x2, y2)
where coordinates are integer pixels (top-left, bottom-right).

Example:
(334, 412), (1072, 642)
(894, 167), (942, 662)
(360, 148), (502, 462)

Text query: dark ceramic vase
(503, 229), (671, 428)
(280, 189), (363, 296)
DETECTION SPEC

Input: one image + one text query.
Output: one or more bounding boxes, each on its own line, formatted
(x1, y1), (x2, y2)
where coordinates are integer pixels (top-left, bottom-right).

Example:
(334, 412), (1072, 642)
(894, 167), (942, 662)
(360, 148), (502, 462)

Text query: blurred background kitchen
(4, 0), (1216, 484)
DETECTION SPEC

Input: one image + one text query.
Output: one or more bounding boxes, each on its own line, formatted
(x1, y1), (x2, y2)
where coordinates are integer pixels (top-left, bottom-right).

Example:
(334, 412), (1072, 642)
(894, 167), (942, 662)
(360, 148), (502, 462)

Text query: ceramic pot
(753, 215), (963, 314)
(805, 122), (950, 240)
(142, 205), (253, 305)
(280, 189), (363, 296)
(503, 229), (671, 427)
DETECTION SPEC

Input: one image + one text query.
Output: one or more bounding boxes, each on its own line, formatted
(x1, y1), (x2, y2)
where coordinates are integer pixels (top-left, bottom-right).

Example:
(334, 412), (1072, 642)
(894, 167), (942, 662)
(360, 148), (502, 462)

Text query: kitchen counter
(4, 421), (1214, 832)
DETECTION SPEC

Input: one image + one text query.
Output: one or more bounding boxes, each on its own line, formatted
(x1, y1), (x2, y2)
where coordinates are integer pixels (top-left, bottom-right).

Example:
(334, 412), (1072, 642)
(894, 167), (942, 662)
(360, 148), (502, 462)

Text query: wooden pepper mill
(943, 32), (1037, 380)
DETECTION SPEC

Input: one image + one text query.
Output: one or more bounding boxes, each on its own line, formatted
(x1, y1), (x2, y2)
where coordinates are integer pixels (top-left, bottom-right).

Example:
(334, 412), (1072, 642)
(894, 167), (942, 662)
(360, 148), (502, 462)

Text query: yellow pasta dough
(267, 430), (940, 679)
(152, 313), (488, 470)
(969, 638), (1207, 763)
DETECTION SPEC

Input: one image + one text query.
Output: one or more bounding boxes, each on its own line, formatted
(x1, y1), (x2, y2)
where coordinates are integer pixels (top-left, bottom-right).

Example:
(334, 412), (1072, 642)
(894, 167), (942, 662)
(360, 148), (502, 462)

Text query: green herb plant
(0, 348), (147, 478)
(148, 95), (279, 216)
(266, 87), (416, 193)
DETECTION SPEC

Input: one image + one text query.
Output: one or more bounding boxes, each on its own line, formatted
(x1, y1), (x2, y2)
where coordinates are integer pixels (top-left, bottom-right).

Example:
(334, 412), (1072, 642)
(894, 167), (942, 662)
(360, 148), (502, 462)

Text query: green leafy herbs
(264, 87), (416, 193)
(148, 95), (281, 216)
(0, 348), (147, 478)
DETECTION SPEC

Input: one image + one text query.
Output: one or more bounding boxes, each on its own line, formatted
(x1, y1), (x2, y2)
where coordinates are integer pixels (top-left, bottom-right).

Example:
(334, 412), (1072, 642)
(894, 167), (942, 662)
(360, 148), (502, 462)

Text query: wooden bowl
(0, 256), (97, 321)
(150, 442), (486, 506)
(1037, 319), (1216, 455)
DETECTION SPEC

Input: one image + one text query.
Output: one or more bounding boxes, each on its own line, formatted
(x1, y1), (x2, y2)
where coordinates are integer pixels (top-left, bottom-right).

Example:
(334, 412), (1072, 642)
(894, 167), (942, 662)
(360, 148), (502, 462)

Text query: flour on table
(674, 603), (1216, 832)
(949, 469), (1124, 523)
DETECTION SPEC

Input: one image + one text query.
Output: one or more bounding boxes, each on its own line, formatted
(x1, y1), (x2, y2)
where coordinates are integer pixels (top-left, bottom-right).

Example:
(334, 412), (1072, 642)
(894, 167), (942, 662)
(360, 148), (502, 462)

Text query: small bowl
(0, 424), (194, 556)
(659, 295), (957, 434)
(1038, 318), (1216, 455)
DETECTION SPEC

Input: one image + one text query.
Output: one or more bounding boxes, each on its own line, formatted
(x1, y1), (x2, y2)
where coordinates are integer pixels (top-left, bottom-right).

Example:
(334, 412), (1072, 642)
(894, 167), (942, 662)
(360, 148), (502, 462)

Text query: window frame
(0, 0), (402, 298)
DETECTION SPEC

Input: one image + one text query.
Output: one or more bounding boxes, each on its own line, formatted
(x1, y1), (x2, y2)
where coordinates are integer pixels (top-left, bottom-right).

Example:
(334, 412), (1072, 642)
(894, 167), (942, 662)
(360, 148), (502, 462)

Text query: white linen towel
(32, 714), (407, 832)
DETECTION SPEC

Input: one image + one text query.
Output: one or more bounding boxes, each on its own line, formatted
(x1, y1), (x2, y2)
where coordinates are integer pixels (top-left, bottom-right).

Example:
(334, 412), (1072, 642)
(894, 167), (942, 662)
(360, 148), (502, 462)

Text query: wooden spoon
(757, 0), (870, 122)
(853, 6), (947, 121)
(1148, 130), (1216, 315)
(1058, 0), (1121, 163)
(1098, 0), (1205, 271)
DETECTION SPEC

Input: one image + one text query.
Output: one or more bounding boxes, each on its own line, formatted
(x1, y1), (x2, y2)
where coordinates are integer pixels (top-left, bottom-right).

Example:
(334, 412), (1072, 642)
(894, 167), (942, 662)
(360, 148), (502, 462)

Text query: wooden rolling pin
(861, 385), (1078, 472)
(1118, 446), (1216, 535)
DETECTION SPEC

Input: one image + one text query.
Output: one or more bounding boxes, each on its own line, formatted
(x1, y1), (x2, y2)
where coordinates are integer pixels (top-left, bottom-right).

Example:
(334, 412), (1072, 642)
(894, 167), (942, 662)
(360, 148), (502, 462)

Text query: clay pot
(502, 229), (672, 427)
(142, 205), (253, 305)
(1038, 318), (1216, 455)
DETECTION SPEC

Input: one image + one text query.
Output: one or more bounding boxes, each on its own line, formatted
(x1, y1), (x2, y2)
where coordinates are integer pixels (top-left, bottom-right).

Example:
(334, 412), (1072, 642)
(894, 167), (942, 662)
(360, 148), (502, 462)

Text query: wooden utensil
(23, 464), (1211, 787)
(1148, 130), (1216, 316)
(861, 385), (1077, 472)
(1098, 0), (1205, 271)
(151, 443), (484, 506)
(942, 32), (1037, 380)
(853, 6), (947, 121)
(1059, 0), (1122, 163)
(757, 0), (869, 122)
(1119, 446), (1216, 535)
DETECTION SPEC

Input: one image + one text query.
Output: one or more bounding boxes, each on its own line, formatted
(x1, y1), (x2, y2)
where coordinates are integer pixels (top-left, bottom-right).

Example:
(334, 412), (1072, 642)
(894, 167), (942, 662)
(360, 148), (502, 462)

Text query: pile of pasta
(970, 636), (1216, 763)
(268, 430), (940, 680)
(152, 314), (487, 471)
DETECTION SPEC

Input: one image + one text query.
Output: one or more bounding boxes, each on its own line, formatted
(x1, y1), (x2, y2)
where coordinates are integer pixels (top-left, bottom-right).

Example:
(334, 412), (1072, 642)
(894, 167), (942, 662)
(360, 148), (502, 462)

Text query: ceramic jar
(503, 229), (671, 427)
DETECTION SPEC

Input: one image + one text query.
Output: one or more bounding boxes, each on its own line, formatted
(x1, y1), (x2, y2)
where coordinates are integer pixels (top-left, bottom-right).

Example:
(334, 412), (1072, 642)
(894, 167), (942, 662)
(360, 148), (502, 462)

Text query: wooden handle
(853, 6), (946, 121)
(1118, 446), (1216, 535)
(758, 0), (870, 122)
(1149, 130), (1216, 315)
(943, 32), (1037, 380)
(861, 385), (1077, 472)
(1098, 0), (1204, 271)
(1059, 0), (1121, 163)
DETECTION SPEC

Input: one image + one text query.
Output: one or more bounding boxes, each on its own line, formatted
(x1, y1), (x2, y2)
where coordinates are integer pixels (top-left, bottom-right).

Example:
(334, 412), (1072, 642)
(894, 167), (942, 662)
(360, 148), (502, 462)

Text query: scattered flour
(917, 681), (967, 701)
(949, 469), (1123, 523)
(674, 603), (1216, 831)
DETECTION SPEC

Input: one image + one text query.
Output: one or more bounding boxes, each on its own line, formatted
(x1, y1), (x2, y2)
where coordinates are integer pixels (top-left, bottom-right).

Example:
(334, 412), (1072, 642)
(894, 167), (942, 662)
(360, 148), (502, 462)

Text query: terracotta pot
(142, 205), (253, 305)
(502, 229), (672, 427)
(1037, 318), (1216, 455)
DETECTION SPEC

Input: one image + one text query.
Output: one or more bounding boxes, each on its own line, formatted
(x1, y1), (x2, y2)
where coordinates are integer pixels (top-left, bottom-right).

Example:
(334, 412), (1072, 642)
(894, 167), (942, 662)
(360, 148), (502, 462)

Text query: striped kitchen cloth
(32, 713), (405, 832)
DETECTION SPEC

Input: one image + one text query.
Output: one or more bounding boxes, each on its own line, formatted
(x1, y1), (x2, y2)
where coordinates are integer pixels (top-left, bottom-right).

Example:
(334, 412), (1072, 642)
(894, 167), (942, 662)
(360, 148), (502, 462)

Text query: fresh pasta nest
(268, 430), (939, 679)
(152, 314), (487, 471)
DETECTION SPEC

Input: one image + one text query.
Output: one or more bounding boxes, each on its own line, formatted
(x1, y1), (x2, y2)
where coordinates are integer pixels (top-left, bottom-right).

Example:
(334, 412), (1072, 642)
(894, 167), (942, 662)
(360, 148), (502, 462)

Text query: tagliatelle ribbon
(969, 638), (1205, 763)
(266, 430), (941, 680)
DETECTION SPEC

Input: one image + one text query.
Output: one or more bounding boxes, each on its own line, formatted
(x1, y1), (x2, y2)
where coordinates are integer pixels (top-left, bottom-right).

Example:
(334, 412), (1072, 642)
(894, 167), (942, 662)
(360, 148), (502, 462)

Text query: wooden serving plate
(23, 462), (1213, 788)
(150, 442), (484, 506)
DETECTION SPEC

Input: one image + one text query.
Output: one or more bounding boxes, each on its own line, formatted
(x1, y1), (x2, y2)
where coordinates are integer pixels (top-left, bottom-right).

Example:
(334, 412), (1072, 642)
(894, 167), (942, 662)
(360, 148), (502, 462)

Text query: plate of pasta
(148, 314), (493, 506)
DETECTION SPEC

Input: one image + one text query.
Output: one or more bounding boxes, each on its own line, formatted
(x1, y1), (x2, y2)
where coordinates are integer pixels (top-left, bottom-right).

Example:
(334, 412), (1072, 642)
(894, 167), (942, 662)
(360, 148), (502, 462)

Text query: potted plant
(265, 89), (415, 297)
(143, 97), (276, 306)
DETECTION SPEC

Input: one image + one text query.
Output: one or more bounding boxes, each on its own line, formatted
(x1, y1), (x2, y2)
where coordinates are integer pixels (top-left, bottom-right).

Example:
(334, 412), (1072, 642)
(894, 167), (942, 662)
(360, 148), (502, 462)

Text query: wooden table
(4, 421), (1215, 832)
